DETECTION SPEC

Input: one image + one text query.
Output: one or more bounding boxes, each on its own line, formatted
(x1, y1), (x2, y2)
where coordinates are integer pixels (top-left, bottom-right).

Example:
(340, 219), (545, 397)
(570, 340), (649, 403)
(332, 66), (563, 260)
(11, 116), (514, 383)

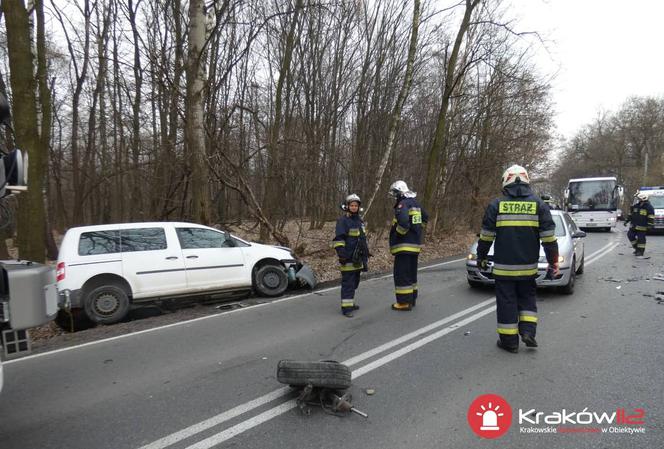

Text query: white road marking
(7, 259), (466, 365)
(141, 237), (619, 449)
(136, 295), (495, 449)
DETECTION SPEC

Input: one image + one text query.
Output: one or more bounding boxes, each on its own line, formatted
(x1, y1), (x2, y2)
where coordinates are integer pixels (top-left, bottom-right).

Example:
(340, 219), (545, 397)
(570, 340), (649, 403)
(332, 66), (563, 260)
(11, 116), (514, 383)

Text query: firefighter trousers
(341, 270), (361, 310)
(495, 279), (538, 347)
(393, 253), (419, 305)
(627, 227), (646, 254)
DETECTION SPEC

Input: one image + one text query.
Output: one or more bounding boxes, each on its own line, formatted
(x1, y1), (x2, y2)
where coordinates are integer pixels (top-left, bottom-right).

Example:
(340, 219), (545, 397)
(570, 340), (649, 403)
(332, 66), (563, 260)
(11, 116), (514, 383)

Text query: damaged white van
(56, 222), (314, 327)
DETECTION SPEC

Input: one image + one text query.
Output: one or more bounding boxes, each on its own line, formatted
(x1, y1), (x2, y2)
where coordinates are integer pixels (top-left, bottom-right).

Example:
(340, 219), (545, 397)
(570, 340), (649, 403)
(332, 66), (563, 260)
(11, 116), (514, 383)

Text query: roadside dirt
(26, 222), (475, 354)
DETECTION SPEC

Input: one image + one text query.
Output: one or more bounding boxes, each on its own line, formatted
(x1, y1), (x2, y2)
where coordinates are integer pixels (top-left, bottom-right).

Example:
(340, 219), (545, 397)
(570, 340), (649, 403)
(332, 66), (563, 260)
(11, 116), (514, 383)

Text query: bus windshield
(647, 195), (664, 209)
(567, 180), (618, 211)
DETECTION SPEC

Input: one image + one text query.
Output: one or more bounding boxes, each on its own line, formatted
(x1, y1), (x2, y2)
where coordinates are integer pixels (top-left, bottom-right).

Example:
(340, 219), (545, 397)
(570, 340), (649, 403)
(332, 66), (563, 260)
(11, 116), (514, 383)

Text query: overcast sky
(510, 0), (664, 139)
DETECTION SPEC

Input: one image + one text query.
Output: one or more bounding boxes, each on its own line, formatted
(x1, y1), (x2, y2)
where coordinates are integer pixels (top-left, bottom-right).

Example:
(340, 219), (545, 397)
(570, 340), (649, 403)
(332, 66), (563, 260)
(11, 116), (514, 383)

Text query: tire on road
(277, 360), (352, 390)
(254, 264), (288, 297)
(467, 279), (485, 289)
(83, 284), (131, 324)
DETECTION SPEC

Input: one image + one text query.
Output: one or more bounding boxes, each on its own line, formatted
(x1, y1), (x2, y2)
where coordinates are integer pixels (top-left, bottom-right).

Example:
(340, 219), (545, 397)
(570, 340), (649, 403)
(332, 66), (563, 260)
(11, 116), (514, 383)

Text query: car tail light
(56, 262), (65, 282)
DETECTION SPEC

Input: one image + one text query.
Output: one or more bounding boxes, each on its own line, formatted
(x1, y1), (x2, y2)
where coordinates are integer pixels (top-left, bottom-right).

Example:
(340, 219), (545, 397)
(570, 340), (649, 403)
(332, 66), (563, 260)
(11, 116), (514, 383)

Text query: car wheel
(575, 256), (584, 275)
(83, 284), (130, 324)
(254, 264), (288, 297)
(559, 259), (576, 295)
(468, 279), (484, 289)
(277, 360), (352, 390)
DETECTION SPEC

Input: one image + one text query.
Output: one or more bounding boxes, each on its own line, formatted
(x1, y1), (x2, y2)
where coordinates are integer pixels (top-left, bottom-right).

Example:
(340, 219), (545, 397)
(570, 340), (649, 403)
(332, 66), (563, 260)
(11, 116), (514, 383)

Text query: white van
(56, 222), (311, 326)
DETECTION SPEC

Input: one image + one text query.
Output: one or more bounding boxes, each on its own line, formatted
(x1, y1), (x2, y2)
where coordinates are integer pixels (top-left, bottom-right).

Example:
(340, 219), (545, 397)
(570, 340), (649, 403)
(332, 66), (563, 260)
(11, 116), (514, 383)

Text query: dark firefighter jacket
(477, 183), (559, 280)
(389, 197), (429, 255)
(333, 213), (368, 271)
(628, 201), (655, 231)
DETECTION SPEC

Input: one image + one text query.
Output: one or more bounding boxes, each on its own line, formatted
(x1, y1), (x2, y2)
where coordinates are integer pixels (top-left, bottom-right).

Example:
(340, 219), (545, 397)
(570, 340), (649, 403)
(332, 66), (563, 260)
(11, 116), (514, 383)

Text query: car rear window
(78, 231), (121, 255)
(120, 228), (167, 252)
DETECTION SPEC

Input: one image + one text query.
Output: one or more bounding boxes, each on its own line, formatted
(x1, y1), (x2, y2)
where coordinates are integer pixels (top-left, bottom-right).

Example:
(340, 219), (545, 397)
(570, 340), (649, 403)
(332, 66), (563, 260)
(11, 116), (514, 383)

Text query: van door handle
(186, 255), (199, 259)
(165, 256), (179, 260)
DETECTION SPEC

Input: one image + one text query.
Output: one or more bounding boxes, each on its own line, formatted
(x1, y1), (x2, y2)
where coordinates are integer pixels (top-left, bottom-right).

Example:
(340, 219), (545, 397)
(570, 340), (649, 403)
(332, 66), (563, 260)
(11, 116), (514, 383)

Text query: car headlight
(467, 253), (477, 260)
(609, 217), (616, 221)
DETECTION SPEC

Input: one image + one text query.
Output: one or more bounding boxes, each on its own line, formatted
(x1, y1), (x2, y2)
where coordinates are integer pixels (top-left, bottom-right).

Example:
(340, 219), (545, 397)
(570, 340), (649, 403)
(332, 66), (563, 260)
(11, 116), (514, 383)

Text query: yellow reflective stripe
(348, 229), (361, 237)
(648, 215), (655, 218)
(637, 244), (646, 248)
(493, 268), (538, 276)
(392, 218), (397, 224)
(635, 226), (648, 231)
(341, 300), (354, 306)
(519, 315), (538, 323)
(640, 209), (647, 215)
(395, 288), (415, 294)
(396, 225), (408, 235)
(496, 221), (539, 227)
(390, 246), (422, 254)
(498, 201), (537, 214)
(540, 236), (557, 243)
(497, 328), (519, 335)
(340, 263), (363, 271)
(480, 235), (495, 242)
(333, 241), (345, 248)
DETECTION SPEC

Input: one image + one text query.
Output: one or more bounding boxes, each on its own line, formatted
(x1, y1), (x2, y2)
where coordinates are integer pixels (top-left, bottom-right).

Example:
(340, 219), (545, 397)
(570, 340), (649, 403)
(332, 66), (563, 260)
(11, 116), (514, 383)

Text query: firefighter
(388, 180), (428, 311)
(625, 192), (655, 257)
(476, 165), (559, 353)
(332, 194), (369, 317)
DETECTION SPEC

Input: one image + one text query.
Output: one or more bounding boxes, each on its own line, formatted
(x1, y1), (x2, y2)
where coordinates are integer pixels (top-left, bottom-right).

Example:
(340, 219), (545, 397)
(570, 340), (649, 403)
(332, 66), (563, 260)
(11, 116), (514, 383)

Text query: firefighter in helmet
(388, 180), (428, 311)
(625, 192), (655, 257)
(476, 165), (559, 353)
(332, 194), (369, 317)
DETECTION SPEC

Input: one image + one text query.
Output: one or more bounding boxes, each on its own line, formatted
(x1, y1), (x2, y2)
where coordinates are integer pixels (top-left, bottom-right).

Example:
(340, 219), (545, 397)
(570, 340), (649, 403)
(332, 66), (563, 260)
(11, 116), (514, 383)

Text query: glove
(338, 257), (349, 265)
(545, 263), (560, 280)
(478, 259), (489, 271)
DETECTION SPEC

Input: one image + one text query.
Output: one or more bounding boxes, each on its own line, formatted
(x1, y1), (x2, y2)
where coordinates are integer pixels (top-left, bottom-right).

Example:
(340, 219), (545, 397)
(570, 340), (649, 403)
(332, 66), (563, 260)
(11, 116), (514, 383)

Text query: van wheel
(83, 284), (130, 324)
(254, 264), (288, 297)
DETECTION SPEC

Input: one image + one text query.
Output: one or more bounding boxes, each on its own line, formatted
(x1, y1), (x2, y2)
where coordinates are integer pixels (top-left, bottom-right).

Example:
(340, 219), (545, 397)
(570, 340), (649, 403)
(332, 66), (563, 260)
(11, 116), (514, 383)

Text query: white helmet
(636, 192), (648, 201)
(501, 164), (530, 187)
(389, 180), (409, 198)
(345, 193), (361, 205)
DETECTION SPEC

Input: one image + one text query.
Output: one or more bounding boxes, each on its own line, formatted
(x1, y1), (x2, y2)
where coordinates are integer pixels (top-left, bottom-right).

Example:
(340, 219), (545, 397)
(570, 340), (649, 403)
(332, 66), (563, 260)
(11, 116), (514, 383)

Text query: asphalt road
(1, 229), (663, 449)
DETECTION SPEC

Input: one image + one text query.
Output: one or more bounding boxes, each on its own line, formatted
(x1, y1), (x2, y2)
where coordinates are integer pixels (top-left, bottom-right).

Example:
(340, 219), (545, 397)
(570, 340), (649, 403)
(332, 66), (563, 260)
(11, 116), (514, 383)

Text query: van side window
(176, 228), (232, 249)
(78, 231), (121, 255)
(120, 228), (167, 252)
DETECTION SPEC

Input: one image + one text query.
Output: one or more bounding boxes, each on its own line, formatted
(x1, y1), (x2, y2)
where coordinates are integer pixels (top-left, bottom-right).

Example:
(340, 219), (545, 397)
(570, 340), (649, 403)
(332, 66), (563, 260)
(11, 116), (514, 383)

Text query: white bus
(564, 177), (624, 230)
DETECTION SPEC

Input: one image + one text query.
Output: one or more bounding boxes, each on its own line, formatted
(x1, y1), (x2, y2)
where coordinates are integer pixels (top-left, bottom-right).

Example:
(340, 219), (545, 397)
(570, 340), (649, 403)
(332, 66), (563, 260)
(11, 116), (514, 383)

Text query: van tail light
(56, 262), (65, 282)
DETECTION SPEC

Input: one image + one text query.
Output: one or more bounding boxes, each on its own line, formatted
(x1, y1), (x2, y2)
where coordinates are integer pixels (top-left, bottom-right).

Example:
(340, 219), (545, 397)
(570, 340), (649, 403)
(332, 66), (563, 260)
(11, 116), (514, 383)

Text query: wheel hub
(264, 271), (281, 288)
(95, 292), (120, 316)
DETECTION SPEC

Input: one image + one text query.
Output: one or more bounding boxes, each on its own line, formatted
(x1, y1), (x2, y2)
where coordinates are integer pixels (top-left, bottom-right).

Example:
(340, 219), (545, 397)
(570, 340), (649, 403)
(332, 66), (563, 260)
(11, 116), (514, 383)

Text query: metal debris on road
(365, 388), (375, 395)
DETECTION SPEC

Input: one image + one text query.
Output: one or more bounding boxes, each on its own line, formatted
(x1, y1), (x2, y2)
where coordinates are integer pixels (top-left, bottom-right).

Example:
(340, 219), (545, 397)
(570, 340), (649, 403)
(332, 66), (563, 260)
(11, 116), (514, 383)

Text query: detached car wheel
(277, 360), (352, 390)
(254, 264), (288, 297)
(83, 284), (130, 324)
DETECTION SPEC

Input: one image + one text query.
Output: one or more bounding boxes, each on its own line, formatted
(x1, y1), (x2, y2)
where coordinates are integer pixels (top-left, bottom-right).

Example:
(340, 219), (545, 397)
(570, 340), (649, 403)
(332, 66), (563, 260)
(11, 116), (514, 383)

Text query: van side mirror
(572, 230), (586, 239)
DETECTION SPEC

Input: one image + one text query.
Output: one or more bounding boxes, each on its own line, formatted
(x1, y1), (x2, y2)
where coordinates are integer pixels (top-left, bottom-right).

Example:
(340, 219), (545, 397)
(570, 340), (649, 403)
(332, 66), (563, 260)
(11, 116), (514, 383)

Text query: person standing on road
(388, 180), (428, 311)
(332, 194), (369, 317)
(476, 165), (559, 353)
(625, 192), (655, 258)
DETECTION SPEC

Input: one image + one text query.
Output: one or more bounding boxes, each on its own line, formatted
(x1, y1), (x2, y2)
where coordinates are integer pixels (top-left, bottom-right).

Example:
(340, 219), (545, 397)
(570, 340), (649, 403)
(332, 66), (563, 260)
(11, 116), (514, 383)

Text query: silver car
(466, 210), (586, 294)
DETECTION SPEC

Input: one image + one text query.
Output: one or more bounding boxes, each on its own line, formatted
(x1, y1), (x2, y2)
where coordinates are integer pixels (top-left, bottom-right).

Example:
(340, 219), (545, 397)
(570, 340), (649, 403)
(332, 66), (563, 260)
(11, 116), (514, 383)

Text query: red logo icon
(467, 394), (512, 439)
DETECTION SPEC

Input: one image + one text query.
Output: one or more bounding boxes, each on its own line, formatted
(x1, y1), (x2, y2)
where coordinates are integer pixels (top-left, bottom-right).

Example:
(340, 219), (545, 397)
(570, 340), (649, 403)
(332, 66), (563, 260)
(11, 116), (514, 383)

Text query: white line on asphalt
(136, 295), (496, 449)
(141, 237), (619, 449)
(184, 306), (498, 449)
(6, 258), (466, 365)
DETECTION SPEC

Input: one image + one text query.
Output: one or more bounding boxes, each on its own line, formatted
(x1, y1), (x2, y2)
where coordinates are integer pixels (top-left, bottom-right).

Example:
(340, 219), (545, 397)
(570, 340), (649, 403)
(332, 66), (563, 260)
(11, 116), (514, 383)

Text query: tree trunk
(185, 0), (211, 224)
(362, 0), (421, 219)
(2, 0), (46, 261)
(422, 0), (480, 209)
